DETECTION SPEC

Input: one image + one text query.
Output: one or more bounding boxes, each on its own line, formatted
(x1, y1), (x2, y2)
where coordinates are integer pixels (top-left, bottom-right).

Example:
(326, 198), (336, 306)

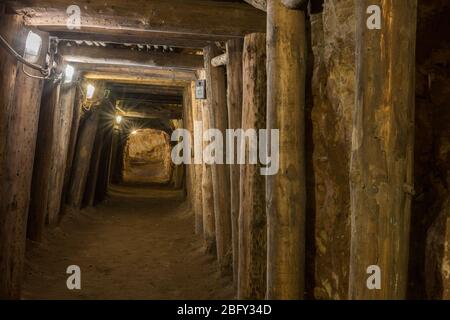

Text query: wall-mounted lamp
(64, 65), (75, 83)
(24, 31), (42, 63)
(115, 115), (123, 124)
(86, 84), (96, 99)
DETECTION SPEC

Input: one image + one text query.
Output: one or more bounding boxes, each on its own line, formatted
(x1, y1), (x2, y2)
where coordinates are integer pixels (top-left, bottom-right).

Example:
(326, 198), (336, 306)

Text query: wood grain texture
(349, 0), (417, 300)
(226, 38), (244, 288)
(238, 33), (267, 300)
(0, 17), (48, 298)
(204, 45), (232, 274)
(266, 0), (307, 299)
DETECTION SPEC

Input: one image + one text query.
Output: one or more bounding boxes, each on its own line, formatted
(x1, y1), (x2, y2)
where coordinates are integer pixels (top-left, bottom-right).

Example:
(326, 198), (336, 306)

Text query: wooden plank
(349, 0), (417, 300)
(226, 38), (244, 288)
(182, 85), (194, 206)
(200, 69), (216, 254)
(67, 108), (100, 209)
(77, 65), (197, 82)
(95, 127), (114, 205)
(109, 84), (184, 97)
(82, 71), (193, 87)
(238, 33), (266, 300)
(51, 31), (212, 49)
(8, 0), (266, 40)
(0, 16), (48, 298)
(28, 83), (61, 241)
(204, 44), (232, 275)
(191, 81), (204, 236)
(47, 84), (76, 225)
(83, 121), (104, 207)
(266, 0), (307, 299)
(60, 45), (204, 70)
(61, 88), (82, 210)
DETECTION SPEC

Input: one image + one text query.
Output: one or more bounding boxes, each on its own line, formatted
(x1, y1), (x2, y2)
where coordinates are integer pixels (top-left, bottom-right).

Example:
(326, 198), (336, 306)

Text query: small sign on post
(195, 80), (206, 100)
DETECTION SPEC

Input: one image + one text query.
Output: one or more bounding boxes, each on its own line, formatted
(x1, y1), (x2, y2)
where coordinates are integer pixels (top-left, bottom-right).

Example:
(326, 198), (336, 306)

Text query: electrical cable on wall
(0, 33), (49, 77)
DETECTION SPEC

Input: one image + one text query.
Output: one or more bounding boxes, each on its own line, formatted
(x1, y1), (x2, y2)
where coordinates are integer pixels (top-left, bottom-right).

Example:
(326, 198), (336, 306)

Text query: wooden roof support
(7, 0), (266, 42)
(266, 0), (307, 300)
(119, 110), (182, 120)
(226, 38), (244, 290)
(60, 45), (204, 71)
(204, 44), (232, 275)
(109, 84), (184, 96)
(75, 64), (196, 83)
(349, 0), (417, 300)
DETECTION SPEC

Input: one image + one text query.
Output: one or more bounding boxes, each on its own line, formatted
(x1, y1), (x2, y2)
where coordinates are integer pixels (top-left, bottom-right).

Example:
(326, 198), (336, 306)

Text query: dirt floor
(22, 185), (234, 300)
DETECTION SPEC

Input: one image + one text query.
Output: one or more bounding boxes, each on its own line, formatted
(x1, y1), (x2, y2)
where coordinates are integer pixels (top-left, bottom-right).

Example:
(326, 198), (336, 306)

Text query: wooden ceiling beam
(7, 0), (266, 41)
(60, 45), (203, 70)
(52, 31), (211, 49)
(108, 84), (184, 96)
(113, 93), (183, 104)
(121, 110), (182, 120)
(83, 72), (191, 87)
(74, 64), (196, 83)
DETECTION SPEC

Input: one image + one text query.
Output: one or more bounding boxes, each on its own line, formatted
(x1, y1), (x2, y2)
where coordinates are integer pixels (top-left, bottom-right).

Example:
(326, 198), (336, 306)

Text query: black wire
(0, 33), (49, 76)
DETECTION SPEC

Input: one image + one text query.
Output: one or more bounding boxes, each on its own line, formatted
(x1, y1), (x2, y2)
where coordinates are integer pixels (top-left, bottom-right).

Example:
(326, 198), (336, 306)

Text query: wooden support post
(47, 84), (76, 225)
(183, 84), (195, 214)
(191, 81), (204, 235)
(60, 45), (204, 71)
(61, 88), (82, 210)
(83, 122), (105, 207)
(238, 33), (267, 300)
(28, 83), (61, 241)
(11, 0), (266, 42)
(109, 129), (120, 184)
(67, 108), (100, 209)
(266, 0), (307, 299)
(349, 0), (417, 300)
(0, 16), (48, 298)
(204, 45), (232, 274)
(199, 69), (216, 254)
(95, 127), (113, 205)
(226, 38), (244, 287)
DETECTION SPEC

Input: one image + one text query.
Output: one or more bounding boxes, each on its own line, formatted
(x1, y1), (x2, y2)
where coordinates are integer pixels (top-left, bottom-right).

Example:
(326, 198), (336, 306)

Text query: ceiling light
(86, 84), (96, 99)
(24, 31), (42, 63)
(64, 65), (75, 83)
(131, 130), (138, 135)
(115, 115), (123, 124)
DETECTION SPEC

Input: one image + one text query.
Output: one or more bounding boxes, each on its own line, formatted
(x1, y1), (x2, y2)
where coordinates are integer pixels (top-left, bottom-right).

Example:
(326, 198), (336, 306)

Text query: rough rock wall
(123, 129), (172, 185)
(310, 0), (354, 300)
(408, 0), (450, 300)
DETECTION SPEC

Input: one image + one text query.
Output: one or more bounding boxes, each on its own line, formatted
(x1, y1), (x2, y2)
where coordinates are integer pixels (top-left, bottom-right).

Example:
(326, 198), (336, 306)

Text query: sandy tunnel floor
(22, 185), (234, 300)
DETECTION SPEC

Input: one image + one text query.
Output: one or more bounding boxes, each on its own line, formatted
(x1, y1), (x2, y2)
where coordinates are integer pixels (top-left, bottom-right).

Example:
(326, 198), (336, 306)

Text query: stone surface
(123, 129), (172, 185)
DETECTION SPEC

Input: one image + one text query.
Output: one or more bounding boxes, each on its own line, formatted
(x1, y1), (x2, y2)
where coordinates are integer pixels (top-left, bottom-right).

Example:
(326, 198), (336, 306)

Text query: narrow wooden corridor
(22, 186), (233, 300)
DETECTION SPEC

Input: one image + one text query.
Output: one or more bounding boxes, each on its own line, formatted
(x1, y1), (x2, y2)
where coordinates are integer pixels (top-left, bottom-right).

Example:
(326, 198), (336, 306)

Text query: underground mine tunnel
(0, 0), (449, 301)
